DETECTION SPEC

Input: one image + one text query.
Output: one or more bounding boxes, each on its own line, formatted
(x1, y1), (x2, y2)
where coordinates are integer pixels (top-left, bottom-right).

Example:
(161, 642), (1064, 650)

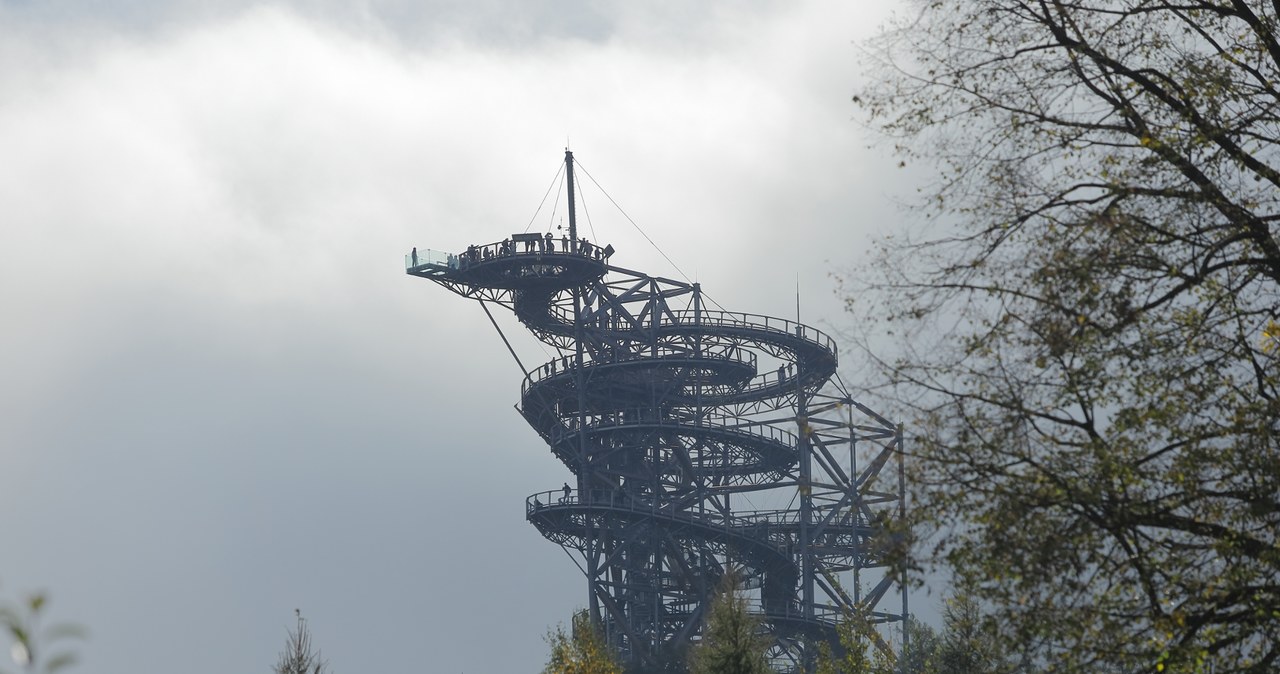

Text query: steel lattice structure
(406, 152), (906, 672)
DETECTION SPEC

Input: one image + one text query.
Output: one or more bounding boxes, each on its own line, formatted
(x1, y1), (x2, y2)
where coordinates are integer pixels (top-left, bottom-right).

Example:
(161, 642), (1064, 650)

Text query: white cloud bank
(0, 3), (910, 673)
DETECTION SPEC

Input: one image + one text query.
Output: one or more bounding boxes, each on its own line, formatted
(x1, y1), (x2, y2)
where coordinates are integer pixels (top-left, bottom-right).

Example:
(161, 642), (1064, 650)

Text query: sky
(0, 2), (919, 672)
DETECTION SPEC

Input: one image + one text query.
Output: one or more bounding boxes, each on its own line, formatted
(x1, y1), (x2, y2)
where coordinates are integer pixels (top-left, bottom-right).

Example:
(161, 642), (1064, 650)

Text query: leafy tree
(812, 610), (895, 674)
(687, 571), (769, 674)
(814, 599), (1006, 674)
(898, 617), (941, 674)
(848, 0), (1280, 671)
(542, 610), (623, 674)
(0, 588), (83, 674)
(933, 593), (1012, 674)
(274, 609), (330, 674)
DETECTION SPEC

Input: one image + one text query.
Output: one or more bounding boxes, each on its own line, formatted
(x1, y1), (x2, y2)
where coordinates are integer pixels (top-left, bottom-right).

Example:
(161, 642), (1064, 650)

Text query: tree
(813, 596), (1008, 674)
(898, 617), (941, 674)
(812, 611), (895, 674)
(0, 589), (83, 674)
(933, 593), (1012, 674)
(848, 1), (1280, 671)
(542, 610), (623, 674)
(687, 571), (770, 674)
(274, 610), (330, 674)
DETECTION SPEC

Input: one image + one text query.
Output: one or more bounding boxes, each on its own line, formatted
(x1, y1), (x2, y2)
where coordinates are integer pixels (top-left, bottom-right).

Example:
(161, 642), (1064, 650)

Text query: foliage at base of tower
(896, 617), (940, 674)
(815, 592), (1018, 674)
(274, 610), (330, 674)
(542, 610), (623, 674)
(0, 588), (84, 674)
(931, 593), (1016, 674)
(812, 610), (895, 674)
(687, 572), (770, 674)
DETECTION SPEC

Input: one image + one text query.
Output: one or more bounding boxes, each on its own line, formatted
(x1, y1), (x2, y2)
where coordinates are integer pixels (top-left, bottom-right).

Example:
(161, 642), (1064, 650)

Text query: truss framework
(407, 160), (906, 672)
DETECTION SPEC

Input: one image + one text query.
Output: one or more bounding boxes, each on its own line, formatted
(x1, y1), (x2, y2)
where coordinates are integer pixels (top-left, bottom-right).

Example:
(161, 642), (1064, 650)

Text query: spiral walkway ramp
(406, 151), (906, 672)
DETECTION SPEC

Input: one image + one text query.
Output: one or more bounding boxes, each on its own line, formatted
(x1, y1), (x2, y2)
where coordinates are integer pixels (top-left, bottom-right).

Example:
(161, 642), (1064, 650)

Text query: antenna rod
(796, 274), (801, 323)
(565, 149), (578, 244)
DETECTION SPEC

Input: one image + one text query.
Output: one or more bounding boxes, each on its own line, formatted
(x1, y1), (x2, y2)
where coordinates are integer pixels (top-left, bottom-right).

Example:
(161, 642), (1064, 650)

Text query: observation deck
(405, 236), (611, 292)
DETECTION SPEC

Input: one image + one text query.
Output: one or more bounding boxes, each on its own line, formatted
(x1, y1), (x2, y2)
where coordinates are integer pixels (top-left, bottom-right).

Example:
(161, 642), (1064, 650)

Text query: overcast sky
(0, 2), (919, 672)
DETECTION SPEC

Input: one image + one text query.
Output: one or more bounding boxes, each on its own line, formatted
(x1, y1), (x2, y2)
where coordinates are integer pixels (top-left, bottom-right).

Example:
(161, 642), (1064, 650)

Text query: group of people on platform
(440, 233), (610, 270)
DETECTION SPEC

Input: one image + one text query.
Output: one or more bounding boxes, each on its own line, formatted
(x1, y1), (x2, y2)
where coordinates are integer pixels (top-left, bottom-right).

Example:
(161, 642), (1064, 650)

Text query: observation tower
(406, 151), (907, 672)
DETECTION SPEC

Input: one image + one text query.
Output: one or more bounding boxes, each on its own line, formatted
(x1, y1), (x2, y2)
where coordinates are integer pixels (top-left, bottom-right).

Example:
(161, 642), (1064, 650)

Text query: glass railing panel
(405, 248), (455, 269)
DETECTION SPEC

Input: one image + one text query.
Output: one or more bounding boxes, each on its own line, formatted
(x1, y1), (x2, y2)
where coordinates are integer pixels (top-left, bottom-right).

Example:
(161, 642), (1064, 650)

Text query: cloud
(0, 2), (910, 672)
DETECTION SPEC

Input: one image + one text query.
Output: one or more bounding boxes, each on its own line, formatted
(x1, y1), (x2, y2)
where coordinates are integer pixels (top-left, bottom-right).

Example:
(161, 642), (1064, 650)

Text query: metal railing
(539, 306), (837, 359)
(520, 344), (758, 394)
(548, 409), (798, 449)
(662, 309), (837, 357)
(405, 238), (611, 271)
(525, 489), (795, 549)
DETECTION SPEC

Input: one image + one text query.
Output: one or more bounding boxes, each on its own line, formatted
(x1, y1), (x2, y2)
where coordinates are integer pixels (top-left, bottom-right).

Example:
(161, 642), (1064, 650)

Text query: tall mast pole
(566, 149), (599, 624)
(566, 150), (578, 244)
